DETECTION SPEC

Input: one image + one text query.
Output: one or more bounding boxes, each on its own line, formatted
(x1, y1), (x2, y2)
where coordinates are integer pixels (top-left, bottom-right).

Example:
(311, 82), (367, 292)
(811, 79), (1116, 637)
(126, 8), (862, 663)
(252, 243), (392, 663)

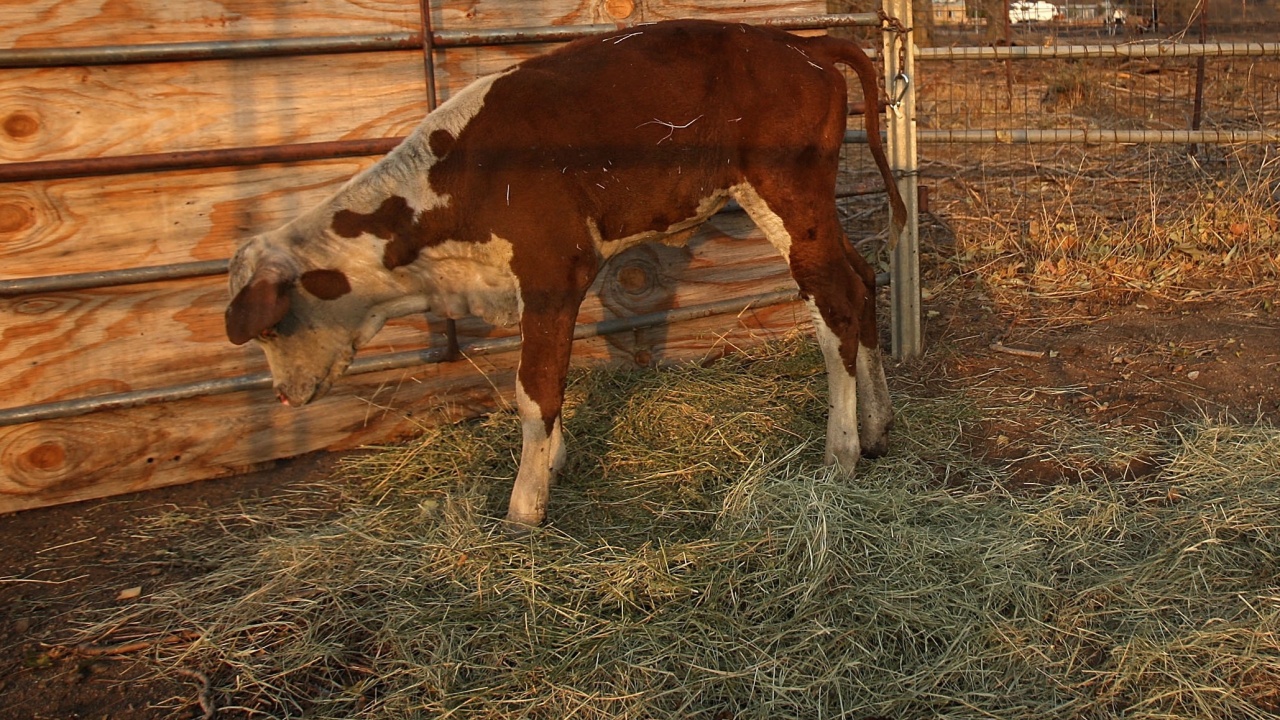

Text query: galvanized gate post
(883, 0), (922, 359)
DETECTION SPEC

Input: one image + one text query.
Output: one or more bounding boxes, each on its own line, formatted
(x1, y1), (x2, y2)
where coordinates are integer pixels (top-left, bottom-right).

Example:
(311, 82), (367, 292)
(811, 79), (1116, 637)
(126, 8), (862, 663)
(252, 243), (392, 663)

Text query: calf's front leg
(504, 290), (584, 529)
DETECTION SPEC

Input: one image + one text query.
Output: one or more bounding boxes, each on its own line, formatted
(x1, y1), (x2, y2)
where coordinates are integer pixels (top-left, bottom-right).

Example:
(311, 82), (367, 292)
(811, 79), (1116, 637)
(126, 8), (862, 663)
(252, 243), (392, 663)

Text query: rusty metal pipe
(0, 34), (421, 68)
(0, 289), (804, 427)
(0, 13), (883, 70)
(0, 269), (909, 426)
(1, 128), (889, 185)
(0, 201), (878, 297)
(429, 13), (883, 47)
(0, 137), (405, 184)
(917, 42), (1280, 60)
(0, 260), (229, 298)
(915, 128), (1280, 143)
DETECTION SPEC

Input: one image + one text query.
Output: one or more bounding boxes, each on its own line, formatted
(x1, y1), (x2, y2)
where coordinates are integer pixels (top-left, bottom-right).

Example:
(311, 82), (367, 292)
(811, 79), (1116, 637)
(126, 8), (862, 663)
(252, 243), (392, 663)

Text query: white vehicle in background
(1009, 1), (1057, 22)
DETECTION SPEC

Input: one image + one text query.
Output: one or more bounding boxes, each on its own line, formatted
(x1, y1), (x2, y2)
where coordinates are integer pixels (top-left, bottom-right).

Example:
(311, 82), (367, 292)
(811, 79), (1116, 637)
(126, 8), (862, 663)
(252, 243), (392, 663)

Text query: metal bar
(884, 0), (922, 360)
(419, 0), (461, 361)
(1189, 0), (1209, 156)
(0, 373), (276, 427)
(0, 260), (229, 298)
(0, 13), (883, 69)
(429, 13), (884, 47)
(916, 42), (1280, 60)
(6, 203), (858, 298)
(0, 289), (802, 427)
(418, 0), (439, 109)
(915, 128), (1280, 143)
(0, 127), (930, 184)
(0, 137), (404, 184)
(0, 34), (421, 68)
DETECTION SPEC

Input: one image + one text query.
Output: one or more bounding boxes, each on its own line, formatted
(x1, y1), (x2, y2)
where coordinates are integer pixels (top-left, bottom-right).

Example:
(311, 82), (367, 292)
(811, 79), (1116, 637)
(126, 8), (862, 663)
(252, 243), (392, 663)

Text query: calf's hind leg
(802, 233), (893, 467)
(843, 242), (894, 457)
(734, 184), (890, 472)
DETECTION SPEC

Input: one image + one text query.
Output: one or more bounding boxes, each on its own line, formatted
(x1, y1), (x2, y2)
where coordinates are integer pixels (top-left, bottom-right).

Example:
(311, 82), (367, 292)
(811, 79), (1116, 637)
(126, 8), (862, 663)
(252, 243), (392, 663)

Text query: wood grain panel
(0, 212), (792, 408)
(0, 0), (830, 514)
(428, 0), (826, 28)
(5, 0), (773, 48)
(2, 1), (421, 48)
(0, 53), (427, 162)
(426, 0), (829, 98)
(0, 277), (437, 408)
(0, 159), (377, 279)
(4, 0), (823, 49)
(0, 298), (811, 515)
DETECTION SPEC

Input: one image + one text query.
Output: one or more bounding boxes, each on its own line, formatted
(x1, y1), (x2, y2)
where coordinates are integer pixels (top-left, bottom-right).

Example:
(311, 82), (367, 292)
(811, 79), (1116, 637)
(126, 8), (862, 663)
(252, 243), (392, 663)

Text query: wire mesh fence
(834, 7), (1280, 345)
(918, 51), (1280, 136)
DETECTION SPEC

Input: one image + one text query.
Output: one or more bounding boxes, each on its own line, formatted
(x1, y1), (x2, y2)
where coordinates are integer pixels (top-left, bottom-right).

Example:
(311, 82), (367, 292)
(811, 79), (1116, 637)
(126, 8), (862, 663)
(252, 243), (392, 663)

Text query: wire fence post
(884, 0), (922, 359)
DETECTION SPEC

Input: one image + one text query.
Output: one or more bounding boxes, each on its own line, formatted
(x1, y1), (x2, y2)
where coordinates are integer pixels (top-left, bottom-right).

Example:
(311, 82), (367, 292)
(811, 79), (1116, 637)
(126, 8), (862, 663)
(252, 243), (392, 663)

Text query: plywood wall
(1, 0), (825, 513)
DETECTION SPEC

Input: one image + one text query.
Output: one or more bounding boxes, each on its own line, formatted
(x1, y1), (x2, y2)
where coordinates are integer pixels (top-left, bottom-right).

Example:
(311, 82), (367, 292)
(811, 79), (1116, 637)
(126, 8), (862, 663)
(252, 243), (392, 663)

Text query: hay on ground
(86, 337), (1280, 719)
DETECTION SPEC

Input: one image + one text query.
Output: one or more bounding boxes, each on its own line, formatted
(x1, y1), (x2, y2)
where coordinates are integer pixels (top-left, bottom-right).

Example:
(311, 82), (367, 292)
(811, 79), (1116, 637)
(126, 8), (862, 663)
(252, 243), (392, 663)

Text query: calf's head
(225, 233), (404, 406)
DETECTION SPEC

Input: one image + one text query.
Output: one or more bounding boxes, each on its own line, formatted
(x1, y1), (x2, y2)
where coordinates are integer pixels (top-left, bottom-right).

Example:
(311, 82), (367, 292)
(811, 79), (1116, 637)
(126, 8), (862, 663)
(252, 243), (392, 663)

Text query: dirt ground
(2, 270), (1277, 718)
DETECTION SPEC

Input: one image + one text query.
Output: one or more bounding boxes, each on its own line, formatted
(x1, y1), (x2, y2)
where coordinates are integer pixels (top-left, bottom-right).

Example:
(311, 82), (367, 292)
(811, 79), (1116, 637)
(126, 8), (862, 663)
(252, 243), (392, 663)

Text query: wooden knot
(600, 244), (685, 316)
(616, 265), (650, 293)
(598, 243), (691, 366)
(604, 0), (635, 20)
(24, 441), (66, 472)
(0, 201), (34, 234)
(4, 111), (40, 140)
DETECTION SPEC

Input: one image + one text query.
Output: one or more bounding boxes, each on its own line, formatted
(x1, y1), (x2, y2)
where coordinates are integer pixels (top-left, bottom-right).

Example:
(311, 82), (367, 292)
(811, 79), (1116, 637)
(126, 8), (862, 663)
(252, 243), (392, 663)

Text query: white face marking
(730, 183), (792, 260)
(228, 70), (520, 407)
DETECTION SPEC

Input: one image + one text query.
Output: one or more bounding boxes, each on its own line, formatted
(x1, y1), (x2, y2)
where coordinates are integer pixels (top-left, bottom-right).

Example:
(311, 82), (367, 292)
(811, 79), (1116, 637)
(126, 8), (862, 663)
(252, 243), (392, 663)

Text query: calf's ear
(225, 264), (296, 345)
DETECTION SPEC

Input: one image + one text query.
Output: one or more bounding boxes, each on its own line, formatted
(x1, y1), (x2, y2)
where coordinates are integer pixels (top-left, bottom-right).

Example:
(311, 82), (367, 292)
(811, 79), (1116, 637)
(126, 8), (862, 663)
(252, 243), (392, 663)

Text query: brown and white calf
(225, 19), (907, 528)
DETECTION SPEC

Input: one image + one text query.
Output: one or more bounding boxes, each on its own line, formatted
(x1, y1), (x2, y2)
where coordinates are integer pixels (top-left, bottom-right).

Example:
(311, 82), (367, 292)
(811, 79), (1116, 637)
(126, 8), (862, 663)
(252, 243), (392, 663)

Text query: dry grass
(922, 144), (1280, 325)
(76, 337), (1280, 719)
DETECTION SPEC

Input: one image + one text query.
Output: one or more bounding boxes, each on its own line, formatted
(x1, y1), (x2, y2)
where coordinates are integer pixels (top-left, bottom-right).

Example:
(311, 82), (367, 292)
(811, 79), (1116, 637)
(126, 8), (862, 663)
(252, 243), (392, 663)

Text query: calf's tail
(810, 35), (908, 248)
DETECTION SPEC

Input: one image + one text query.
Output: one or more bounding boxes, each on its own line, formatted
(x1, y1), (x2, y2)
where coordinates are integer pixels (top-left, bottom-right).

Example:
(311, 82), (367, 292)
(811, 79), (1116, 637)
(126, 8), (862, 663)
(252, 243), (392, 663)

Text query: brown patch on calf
(330, 196), (423, 270)
(300, 269), (352, 300)
(428, 129), (455, 157)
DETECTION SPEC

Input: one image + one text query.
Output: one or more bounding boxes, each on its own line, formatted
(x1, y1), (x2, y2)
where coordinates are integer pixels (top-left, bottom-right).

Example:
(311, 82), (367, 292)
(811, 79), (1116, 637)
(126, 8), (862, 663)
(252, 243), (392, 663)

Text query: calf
(225, 19), (907, 528)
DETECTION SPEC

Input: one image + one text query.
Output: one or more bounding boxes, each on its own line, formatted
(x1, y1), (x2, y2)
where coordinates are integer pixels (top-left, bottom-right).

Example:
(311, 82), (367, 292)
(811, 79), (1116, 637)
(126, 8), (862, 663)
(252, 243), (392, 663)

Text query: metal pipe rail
(0, 195), (884, 297)
(0, 35), (421, 68)
(916, 129), (1280, 144)
(430, 13), (883, 46)
(0, 137), (405, 184)
(917, 42), (1280, 61)
(0, 260), (229, 298)
(0, 13), (882, 69)
(0, 289), (803, 426)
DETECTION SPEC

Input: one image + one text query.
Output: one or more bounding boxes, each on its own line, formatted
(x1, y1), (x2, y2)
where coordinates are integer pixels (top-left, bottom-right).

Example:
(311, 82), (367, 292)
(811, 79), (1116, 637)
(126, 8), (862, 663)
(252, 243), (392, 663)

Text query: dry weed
(932, 144), (1280, 324)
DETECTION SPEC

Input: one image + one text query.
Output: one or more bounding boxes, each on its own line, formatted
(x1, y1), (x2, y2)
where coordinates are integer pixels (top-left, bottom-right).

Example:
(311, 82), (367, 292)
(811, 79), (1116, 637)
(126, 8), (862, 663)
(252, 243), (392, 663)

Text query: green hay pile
(102, 337), (1280, 719)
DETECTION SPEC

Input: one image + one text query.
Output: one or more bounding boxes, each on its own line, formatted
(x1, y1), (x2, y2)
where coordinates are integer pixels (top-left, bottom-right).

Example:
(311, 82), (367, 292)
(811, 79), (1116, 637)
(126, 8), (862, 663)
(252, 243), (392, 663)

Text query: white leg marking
(506, 378), (565, 527)
(806, 300), (860, 473)
(855, 342), (894, 457)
